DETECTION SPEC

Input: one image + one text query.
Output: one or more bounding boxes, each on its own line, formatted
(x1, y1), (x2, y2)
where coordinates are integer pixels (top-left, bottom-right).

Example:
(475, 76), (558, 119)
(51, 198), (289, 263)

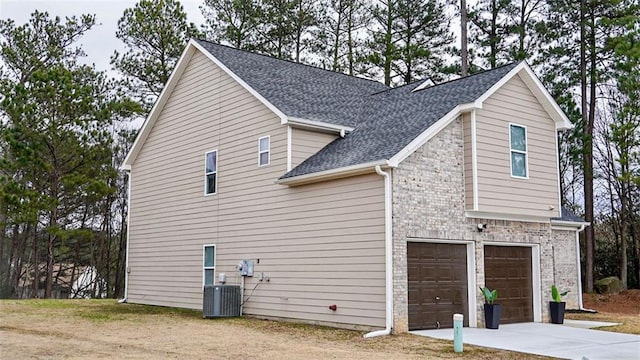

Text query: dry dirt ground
(566, 289), (640, 335)
(0, 300), (551, 360)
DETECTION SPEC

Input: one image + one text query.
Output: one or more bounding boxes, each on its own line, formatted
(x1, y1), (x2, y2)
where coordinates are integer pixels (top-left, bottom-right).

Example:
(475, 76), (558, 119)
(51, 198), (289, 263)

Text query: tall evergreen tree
(201, 0), (261, 49)
(111, 0), (201, 111)
(539, 0), (637, 291)
(314, 0), (369, 74)
(468, 0), (513, 69)
(364, 0), (451, 86)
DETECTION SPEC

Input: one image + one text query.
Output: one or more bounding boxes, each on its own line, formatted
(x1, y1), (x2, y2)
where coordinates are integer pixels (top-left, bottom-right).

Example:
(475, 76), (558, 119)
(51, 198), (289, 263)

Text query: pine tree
(111, 0), (201, 111)
(364, 0), (451, 86)
(201, 0), (261, 50)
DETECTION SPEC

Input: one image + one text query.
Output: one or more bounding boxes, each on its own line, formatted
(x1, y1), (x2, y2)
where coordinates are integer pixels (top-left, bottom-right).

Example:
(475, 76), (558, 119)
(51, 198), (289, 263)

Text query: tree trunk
(490, 0), (497, 68)
(346, 2), (354, 76)
(460, 0), (468, 76)
(580, 0), (594, 293)
(384, 3), (393, 86)
(45, 205), (58, 298)
(32, 225), (39, 298)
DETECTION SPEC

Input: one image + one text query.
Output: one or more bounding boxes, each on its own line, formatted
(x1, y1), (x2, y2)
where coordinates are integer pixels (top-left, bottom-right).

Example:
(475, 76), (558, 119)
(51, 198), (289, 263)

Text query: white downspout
(365, 165), (393, 338)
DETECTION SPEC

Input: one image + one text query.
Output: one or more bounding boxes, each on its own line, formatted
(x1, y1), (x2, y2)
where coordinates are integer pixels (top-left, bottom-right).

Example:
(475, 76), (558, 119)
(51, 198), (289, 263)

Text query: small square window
(258, 136), (270, 166)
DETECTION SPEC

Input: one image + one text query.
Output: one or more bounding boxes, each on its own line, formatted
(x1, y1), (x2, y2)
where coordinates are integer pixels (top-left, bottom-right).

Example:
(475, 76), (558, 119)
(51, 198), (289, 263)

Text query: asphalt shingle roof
(280, 63), (518, 178)
(195, 39), (389, 128)
(553, 207), (586, 223)
(195, 40), (518, 179)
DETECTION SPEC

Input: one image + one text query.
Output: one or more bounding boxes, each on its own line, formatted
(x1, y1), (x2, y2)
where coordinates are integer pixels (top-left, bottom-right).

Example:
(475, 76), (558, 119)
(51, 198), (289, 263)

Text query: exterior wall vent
(203, 285), (241, 318)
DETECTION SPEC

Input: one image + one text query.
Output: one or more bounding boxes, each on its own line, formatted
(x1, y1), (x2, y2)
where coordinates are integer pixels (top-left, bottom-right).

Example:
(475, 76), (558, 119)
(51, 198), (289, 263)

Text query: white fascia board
(191, 40), (287, 122)
(550, 220), (590, 229)
(388, 103), (477, 167)
(276, 160), (390, 186)
(285, 116), (354, 134)
(122, 44), (197, 169)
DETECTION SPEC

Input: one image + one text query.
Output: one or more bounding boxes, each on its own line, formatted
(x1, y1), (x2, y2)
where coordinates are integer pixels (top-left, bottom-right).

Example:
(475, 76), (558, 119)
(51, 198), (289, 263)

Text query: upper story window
(509, 124), (528, 178)
(259, 136), (270, 166)
(203, 245), (216, 286)
(205, 150), (217, 195)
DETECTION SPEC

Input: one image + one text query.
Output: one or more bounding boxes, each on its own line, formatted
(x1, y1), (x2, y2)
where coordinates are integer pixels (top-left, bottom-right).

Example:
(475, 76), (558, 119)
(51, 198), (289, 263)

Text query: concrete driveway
(412, 322), (640, 359)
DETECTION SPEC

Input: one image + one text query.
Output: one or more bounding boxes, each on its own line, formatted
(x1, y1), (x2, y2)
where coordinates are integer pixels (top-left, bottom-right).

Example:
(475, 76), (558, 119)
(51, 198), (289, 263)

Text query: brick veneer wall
(390, 117), (579, 333)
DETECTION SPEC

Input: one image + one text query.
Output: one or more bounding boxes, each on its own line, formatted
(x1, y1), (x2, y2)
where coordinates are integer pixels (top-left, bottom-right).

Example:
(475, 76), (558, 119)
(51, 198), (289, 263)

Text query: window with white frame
(203, 245), (216, 286)
(205, 150), (217, 195)
(258, 136), (270, 166)
(509, 124), (528, 178)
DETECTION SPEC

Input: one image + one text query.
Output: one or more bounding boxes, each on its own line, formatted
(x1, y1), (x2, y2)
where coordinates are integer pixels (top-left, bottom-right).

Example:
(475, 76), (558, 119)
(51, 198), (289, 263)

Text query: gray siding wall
(391, 118), (579, 332)
(290, 128), (337, 168)
(473, 73), (560, 218)
(128, 49), (386, 328)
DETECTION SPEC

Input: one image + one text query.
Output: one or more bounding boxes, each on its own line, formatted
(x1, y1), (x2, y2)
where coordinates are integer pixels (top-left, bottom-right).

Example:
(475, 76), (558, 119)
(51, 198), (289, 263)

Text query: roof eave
(550, 220), (590, 229)
(276, 160), (391, 186)
(285, 117), (354, 134)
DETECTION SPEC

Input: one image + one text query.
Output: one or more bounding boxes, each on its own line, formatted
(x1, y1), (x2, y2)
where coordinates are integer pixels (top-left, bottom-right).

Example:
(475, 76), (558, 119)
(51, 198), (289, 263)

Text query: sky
(0, 0), (206, 73)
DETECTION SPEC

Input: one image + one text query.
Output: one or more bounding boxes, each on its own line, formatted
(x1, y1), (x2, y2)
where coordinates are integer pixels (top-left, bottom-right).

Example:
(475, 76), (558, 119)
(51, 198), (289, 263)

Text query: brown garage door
(484, 245), (533, 324)
(407, 242), (468, 330)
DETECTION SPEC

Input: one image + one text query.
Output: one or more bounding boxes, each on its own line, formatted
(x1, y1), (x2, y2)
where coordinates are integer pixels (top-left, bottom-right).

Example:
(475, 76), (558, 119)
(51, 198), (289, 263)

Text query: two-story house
(122, 39), (587, 335)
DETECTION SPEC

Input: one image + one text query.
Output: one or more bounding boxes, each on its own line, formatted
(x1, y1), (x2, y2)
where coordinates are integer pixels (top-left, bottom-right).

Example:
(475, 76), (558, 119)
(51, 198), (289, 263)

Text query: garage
(484, 245), (533, 324)
(407, 242), (469, 330)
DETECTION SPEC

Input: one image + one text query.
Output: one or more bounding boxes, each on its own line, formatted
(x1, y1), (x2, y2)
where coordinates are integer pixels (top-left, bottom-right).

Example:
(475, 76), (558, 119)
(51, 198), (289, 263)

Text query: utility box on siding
(203, 285), (241, 318)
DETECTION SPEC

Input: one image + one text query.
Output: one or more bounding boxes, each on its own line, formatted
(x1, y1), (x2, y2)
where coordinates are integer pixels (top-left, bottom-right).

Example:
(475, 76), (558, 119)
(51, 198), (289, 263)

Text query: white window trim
(203, 244), (216, 287)
(204, 149), (218, 196)
(258, 135), (270, 167)
(509, 123), (529, 179)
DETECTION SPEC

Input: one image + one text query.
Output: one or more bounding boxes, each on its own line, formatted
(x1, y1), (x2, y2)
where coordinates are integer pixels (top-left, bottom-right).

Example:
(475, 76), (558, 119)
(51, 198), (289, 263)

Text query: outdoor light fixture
(477, 224), (487, 232)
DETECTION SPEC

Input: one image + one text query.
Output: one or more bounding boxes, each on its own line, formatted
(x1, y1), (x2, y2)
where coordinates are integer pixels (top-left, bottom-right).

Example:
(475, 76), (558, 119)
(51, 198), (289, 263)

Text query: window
(258, 136), (270, 166)
(509, 124), (528, 178)
(203, 245), (216, 286)
(205, 150), (217, 195)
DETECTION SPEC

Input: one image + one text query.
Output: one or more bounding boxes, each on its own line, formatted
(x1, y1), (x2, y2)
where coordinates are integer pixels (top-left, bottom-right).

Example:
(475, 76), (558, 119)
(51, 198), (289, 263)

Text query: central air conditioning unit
(203, 285), (241, 318)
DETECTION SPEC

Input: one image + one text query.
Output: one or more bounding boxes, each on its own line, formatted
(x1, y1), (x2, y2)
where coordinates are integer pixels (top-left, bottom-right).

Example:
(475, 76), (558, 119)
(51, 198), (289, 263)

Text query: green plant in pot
(480, 286), (502, 329)
(550, 285), (569, 324)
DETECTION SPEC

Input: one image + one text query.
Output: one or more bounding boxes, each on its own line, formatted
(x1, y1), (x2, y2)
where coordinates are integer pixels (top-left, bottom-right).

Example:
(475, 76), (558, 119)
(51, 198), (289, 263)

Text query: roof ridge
(367, 62), (521, 96)
(194, 38), (389, 88)
(410, 62), (520, 93)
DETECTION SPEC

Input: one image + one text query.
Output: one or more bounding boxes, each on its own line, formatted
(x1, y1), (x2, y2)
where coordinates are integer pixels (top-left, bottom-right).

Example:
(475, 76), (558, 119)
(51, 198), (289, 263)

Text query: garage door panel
(484, 246), (533, 324)
(408, 242), (469, 330)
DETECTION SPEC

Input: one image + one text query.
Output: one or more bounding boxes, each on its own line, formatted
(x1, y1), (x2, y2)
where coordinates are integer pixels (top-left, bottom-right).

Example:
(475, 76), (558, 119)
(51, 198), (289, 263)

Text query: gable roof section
(123, 39), (387, 169)
(279, 62), (574, 183)
(194, 39), (389, 128)
(279, 63), (520, 180)
(124, 40), (573, 181)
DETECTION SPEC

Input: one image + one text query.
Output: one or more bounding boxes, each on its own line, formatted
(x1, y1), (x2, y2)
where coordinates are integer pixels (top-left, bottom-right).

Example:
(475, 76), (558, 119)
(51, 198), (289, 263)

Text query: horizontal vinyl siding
(291, 127), (338, 168)
(127, 49), (386, 328)
(474, 73), (560, 218)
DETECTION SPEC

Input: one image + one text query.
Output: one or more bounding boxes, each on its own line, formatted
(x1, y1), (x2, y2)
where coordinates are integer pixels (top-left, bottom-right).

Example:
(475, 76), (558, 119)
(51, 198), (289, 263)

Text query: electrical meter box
(238, 259), (254, 277)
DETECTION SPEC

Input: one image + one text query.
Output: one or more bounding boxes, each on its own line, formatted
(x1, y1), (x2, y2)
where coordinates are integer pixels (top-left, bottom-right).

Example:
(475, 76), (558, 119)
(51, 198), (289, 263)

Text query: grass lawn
(566, 290), (640, 335)
(0, 299), (551, 360)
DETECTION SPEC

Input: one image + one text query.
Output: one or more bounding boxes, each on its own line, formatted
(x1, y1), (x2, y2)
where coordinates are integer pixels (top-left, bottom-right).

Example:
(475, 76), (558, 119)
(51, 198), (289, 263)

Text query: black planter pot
(550, 301), (566, 324)
(484, 304), (502, 329)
